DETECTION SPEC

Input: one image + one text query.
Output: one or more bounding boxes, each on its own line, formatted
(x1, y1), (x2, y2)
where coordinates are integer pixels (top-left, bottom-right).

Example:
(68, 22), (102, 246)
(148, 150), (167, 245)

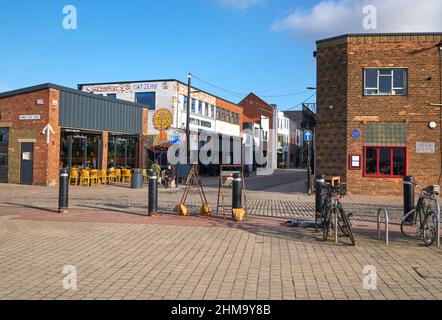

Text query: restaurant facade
(0, 83), (148, 186)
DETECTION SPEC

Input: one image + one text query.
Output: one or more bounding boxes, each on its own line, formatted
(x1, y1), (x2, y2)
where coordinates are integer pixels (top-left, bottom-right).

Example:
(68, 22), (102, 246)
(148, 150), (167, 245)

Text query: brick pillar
(140, 108), (149, 169)
(47, 89), (61, 186)
(102, 132), (108, 170)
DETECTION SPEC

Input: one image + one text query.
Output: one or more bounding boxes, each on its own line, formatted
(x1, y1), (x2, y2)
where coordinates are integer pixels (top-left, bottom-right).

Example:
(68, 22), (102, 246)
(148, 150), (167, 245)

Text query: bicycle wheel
(401, 209), (420, 238)
(339, 206), (355, 246)
(422, 209), (437, 246)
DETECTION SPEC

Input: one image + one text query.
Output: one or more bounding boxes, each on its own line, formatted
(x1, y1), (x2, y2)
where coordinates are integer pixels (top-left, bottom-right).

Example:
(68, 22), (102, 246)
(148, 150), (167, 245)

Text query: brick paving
(0, 183), (441, 300)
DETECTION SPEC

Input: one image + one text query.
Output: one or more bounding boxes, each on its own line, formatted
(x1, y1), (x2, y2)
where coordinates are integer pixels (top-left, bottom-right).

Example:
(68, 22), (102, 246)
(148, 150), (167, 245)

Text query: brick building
(0, 84), (149, 186)
(239, 93), (277, 170)
(78, 80), (243, 172)
(316, 33), (442, 195)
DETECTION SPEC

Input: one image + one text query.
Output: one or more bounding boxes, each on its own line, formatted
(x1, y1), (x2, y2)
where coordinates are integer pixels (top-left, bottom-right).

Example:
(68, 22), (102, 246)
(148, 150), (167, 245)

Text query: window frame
(363, 68), (408, 96)
(135, 92), (156, 110)
(363, 146), (407, 178)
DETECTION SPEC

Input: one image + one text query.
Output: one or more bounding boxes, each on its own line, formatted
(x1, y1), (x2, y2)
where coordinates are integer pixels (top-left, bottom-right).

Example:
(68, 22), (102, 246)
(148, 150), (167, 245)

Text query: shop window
(135, 92), (156, 110)
(364, 68), (407, 96)
(364, 147), (406, 178)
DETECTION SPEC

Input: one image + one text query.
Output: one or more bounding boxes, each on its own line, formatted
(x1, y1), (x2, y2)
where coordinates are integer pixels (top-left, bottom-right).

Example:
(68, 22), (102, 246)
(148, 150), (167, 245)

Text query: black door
(20, 142), (34, 185)
(0, 128), (8, 183)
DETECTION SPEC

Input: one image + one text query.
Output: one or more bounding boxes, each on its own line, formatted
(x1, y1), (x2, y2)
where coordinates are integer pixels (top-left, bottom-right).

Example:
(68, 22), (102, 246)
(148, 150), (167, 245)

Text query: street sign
(170, 135), (181, 145)
(304, 130), (312, 142)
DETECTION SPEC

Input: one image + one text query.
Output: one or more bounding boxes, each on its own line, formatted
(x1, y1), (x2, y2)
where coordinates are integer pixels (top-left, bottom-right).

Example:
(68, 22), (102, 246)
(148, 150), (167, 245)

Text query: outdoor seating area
(69, 167), (149, 186)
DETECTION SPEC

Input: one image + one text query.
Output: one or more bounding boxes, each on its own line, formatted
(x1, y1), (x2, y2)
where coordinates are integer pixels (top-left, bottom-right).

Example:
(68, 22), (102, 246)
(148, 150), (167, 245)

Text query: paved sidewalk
(0, 207), (441, 300)
(0, 183), (405, 222)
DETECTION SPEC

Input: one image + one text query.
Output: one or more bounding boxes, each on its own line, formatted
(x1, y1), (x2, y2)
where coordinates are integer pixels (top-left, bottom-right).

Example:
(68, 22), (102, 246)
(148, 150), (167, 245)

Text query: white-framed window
(364, 68), (407, 96)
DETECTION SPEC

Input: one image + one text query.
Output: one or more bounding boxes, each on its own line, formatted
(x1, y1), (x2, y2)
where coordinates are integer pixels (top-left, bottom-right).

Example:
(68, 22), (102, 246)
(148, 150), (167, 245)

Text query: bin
(131, 169), (144, 189)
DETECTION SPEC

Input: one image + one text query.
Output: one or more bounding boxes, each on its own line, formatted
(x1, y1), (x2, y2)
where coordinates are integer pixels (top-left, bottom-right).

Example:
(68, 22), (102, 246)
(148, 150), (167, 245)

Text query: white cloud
(0, 85), (10, 93)
(215, 0), (265, 10)
(272, 0), (442, 40)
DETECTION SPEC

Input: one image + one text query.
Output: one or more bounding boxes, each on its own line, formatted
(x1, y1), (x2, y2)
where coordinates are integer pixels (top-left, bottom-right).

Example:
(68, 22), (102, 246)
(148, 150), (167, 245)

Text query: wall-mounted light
(429, 121), (437, 129)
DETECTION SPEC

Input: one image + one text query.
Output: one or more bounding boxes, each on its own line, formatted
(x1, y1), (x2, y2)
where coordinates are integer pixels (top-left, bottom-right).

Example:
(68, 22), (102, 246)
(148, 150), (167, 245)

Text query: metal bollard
(232, 173), (245, 221)
(403, 176), (415, 222)
(148, 171), (158, 216)
(59, 168), (69, 214)
(232, 173), (242, 209)
(315, 174), (326, 214)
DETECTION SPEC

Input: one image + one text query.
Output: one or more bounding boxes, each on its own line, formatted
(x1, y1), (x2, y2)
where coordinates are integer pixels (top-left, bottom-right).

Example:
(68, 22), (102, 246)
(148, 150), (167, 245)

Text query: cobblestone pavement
(0, 183), (405, 222)
(0, 207), (442, 300)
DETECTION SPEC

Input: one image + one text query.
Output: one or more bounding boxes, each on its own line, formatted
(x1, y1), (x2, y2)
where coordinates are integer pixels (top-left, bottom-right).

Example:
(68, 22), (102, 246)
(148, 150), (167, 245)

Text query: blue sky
(0, 0), (440, 110)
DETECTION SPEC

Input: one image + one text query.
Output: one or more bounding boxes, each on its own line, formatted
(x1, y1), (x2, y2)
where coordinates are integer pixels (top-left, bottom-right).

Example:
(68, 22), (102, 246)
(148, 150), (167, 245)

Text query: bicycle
(400, 181), (440, 246)
(317, 183), (355, 246)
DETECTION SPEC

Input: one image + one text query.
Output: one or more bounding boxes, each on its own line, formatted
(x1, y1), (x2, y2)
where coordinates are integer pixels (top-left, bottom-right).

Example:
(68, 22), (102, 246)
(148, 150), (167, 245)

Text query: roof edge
(0, 83), (149, 108)
(316, 32), (442, 44)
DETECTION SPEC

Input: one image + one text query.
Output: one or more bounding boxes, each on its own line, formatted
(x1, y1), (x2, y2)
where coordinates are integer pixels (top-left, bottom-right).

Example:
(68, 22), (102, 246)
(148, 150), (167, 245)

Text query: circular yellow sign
(153, 109), (173, 131)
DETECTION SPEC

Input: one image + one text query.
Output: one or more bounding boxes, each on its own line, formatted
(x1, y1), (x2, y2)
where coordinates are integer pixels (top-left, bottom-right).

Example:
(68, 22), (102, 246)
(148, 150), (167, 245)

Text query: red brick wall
(0, 88), (60, 185)
(317, 34), (442, 195)
(239, 93), (274, 129)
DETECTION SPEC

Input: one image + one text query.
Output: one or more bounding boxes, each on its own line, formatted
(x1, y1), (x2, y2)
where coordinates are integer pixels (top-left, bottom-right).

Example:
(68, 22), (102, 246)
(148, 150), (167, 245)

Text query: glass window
(210, 105), (215, 118)
(221, 109), (225, 121)
(205, 103), (209, 116)
(135, 92), (156, 110)
(198, 101), (203, 114)
(235, 113), (239, 124)
(183, 96), (188, 110)
(216, 107), (220, 119)
(379, 148), (391, 175)
(364, 68), (407, 96)
(107, 93), (117, 99)
(364, 147), (406, 177)
(393, 148), (405, 176)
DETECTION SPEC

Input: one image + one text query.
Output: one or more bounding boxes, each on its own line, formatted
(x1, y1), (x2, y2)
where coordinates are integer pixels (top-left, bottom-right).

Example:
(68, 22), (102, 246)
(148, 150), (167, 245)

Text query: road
(201, 169), (307, 194)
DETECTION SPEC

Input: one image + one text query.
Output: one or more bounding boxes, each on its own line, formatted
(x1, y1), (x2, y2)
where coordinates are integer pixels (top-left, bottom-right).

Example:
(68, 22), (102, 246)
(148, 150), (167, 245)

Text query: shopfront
(60, 129), (103, 169)
(108, 134), (139, 169)
(0, 83), (149, 186)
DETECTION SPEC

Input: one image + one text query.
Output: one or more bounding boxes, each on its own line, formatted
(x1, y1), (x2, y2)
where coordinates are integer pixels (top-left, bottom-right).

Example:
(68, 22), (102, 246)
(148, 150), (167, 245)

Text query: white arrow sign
(42, 124), (55, 144)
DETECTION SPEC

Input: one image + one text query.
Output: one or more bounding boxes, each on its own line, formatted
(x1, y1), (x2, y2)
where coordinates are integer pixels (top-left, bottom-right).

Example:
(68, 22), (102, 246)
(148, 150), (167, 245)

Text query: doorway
(20, 142), (34, 185)
(0, 128), (8, 183)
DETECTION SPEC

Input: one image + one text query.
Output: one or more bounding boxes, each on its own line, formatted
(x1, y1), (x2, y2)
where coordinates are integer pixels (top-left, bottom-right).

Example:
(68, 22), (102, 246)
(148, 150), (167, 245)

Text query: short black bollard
(315, 174), (326, 214)
(148, 171), (158, 216)
(59, 168), (69, 214)
(232, 173), (242, 209)
(403, 176), (415, 222)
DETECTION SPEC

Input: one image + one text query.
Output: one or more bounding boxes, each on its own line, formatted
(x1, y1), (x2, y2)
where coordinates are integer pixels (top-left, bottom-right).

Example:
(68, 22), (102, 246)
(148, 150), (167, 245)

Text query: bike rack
(377, 208), (389, 245)
(435, 197), (441, 247)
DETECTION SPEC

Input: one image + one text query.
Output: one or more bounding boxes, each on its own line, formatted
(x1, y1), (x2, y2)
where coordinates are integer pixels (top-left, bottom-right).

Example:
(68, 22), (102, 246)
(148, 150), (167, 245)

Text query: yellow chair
(108, 170), (116, 183)
(122, 169), (131, 183)
(115, 169), (122, 183)
(70, 168), (79, 185)
(142, 169), (148, 183)
(99, 169), (108, 184)
(90, 170), (99, 186)
(80, 169), (91, 186)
